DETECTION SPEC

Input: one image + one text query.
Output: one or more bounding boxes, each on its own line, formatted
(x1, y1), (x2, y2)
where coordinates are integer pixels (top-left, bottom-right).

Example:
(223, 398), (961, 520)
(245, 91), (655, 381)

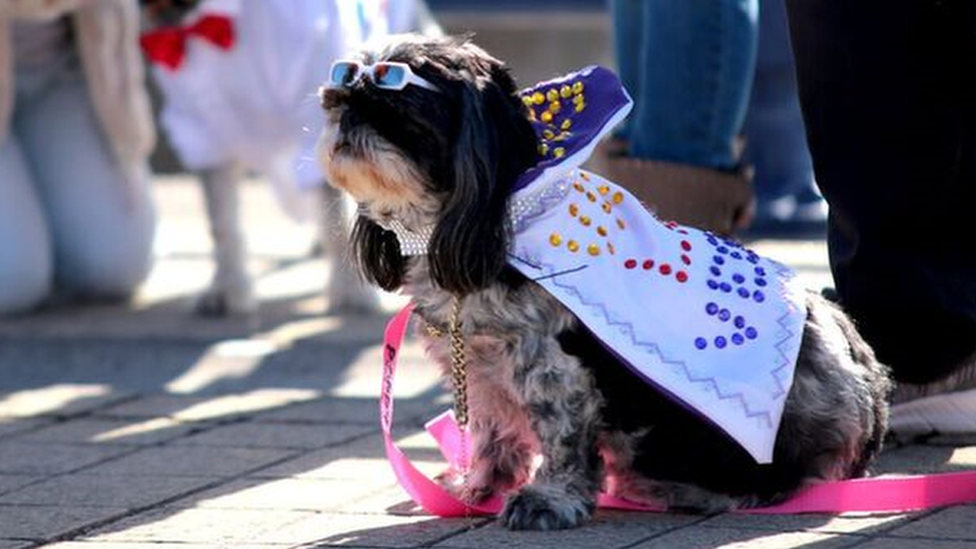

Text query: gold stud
(569, 203), (579, 216)
(597, 226), (608, 237)
(546, 89), (559, 103)
(587, 244), (601, 256)
(560, 85), (573, 98)
(579, 171), (590, 181)
(541, 111), (553, 123)
(543, 129), (555, 140)
(549, 101), (561, 114)
(572, 81), (584, 94)
(575, 101), (586, 113)
(572, 182), (585, 192)
(553, 147), (565, 158)
(580, 215), (591, 226)
(573, 94), (585, 104)
(617, 218), (626, 230)
(567, 240), (580, 253)
(602, 202), (612, 214)
(549, 233), (562, 246)
(612, 191), (624, 204)
(598, 185), (610, 195)
(538, 143), (549, 155)
(522, 95), (534, 107)
(586, 191), (597, 202)
(607, 242), (616, 255)
(561, 119), (572, 130)
(531, 92), (545, 105)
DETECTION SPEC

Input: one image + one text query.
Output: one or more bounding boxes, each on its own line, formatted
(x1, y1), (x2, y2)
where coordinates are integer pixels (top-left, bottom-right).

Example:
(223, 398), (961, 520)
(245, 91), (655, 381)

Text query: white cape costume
(505, 67), (807, 464)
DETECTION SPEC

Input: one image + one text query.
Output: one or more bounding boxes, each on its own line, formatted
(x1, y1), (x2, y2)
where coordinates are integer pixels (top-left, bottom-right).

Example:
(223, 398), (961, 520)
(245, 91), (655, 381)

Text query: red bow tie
(140, 14), (235, 71)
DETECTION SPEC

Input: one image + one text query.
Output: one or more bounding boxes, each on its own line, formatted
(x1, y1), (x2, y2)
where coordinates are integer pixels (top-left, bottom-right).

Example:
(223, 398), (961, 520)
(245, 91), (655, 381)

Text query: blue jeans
(610, 0), (758, 171)
(0, 46), (155, 315)
(741, 0), (817, 205)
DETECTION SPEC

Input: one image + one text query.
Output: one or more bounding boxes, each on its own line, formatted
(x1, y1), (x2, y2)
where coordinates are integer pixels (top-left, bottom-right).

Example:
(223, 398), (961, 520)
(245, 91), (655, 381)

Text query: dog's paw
(195, 282), (256, 317)
(501, 485), (593, 531)
(435, 469), (496, 504)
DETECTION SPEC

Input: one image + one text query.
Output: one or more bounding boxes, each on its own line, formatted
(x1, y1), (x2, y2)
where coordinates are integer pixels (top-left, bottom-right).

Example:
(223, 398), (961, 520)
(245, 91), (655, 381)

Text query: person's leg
(785, 0), (976, 384)
(600, 0), (758, 235)
(608, 0), (643, 143)
(0, 135), (54, 315)
(13, 57), (156, 302)
(631, 0), (758, 170)
(741, 0), (822, 228)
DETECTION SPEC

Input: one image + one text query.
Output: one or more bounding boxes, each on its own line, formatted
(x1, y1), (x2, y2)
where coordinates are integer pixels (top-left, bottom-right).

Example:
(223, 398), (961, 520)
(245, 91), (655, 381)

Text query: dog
(139, 0), (440, 316)
(317, 35), (892, 530)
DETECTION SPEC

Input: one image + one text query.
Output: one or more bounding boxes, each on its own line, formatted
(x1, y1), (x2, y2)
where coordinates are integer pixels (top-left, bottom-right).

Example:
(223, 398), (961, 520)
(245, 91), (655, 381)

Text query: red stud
(659, 263), (672, 276)
(624, 259), (637, 269)
(642, 259), (655, 270)
(676, 271), (689, 283)
(681, 254), (692, 265)
(681, 240), (692, 251)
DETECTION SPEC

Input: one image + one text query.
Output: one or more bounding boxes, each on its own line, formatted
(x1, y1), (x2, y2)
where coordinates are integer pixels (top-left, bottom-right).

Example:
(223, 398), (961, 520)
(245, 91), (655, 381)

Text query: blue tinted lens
(331, 62), (358, 86)
(373, 64), (406, 88)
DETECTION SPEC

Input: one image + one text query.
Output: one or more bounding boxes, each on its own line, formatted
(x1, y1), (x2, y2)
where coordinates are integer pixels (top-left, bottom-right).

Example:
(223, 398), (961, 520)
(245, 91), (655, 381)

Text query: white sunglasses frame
(328, 60), (441, 92)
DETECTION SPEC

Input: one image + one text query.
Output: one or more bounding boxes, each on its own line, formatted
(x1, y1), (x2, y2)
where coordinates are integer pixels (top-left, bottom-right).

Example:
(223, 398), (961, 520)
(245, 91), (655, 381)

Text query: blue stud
(695, 337), (708, 350)
(747, 254), (759, 264)
(714, 336), (727, 349)
(732, 333), (745, 345)
(738, 287), (750, 298)
(717, 246), (729, 254)
(713, 255), (725, 265)
(707, 279), (719, 290)
(755, 266), (766, 276)
(753, 291), (766, 303)
(720, 282), (732, 293)
(745, 327), (758, 339)
(706, 302), (719, 315)
(718, 309), (731, 322)
(732, 273), (745, 284)
(710, 266), (722, 276)
(755, 277), (768, 287)
(734, 316), (746, 329)
(731, 251), (742, 259)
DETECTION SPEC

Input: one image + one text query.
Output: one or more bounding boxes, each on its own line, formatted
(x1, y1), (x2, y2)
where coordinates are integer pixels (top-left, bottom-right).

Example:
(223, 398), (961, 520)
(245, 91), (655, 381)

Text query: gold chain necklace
(424, 295), (469, 430)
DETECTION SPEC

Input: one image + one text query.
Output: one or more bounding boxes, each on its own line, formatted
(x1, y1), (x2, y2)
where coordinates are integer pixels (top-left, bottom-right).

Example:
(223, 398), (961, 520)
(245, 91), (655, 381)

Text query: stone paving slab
(167, 476), (397, 512)
(0, 504), (129, 540)
(852, 538), (976, 549)
(10, 417), (196, 447)
(628, 527), (863, 549)
(883, 505), (976, 541)
(0, 474), (43, 496)
(169, 421), (376, 450)
(0, 474), (216, 508)
(76, 445), (297, 478)
(0, 442), (132, 476)
(436, 510), (700, 549)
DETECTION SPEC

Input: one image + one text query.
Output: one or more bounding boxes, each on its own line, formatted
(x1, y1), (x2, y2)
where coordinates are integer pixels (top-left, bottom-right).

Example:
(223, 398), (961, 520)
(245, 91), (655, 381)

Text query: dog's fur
(140, 0), (376, 316)
(318, 36), (892, 530)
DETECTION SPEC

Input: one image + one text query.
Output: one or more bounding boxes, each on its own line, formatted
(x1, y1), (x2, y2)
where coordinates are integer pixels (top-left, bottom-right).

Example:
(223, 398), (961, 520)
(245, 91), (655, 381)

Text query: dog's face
(317, 36), (540, 294)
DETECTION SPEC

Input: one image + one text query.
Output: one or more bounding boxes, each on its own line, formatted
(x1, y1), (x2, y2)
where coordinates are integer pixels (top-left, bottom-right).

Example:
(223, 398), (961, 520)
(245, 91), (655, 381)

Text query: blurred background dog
(139, 0), (440, 316)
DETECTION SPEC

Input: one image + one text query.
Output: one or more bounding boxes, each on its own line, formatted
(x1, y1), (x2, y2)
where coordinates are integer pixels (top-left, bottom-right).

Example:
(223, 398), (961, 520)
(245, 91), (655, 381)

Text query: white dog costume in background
(142, 0), (440, 314)
(144, 0), (428, 217)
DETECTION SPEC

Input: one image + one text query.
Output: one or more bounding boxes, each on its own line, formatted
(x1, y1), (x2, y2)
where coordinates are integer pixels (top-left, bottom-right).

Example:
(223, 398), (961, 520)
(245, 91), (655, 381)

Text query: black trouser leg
(784, 0), (976, 383)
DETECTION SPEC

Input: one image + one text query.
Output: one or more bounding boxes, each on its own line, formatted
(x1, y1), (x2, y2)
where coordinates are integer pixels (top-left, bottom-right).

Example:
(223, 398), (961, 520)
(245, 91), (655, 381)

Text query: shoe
(889, 354), (976, 438)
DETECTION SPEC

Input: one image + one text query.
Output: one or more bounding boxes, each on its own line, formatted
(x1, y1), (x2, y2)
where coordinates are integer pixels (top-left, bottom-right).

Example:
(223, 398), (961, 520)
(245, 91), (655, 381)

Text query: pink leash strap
(381, 304), (976, 517)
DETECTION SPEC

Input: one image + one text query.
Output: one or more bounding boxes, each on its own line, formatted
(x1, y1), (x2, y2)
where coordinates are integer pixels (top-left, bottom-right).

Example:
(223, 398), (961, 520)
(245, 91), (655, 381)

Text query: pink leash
(381, 304), (976, 517)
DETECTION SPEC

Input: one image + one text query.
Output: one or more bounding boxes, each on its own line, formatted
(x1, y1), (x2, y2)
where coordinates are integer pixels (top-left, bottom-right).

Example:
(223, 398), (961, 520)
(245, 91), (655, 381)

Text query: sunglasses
(328, 60), (441, 92)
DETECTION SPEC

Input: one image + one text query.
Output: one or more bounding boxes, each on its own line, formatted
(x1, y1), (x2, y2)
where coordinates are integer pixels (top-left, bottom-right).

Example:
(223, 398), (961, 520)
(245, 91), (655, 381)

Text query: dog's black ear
(427, 66), (537, 295)
(351, 216), (406, 291)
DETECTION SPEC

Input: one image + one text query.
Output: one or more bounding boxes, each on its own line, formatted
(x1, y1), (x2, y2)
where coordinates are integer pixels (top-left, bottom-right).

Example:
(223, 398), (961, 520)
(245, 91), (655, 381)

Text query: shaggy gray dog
(317, 35), (891, 530)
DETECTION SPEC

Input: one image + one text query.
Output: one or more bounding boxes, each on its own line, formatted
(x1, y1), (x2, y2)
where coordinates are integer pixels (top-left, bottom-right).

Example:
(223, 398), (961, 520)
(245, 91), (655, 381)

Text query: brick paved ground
(1, 177), (975, 549)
